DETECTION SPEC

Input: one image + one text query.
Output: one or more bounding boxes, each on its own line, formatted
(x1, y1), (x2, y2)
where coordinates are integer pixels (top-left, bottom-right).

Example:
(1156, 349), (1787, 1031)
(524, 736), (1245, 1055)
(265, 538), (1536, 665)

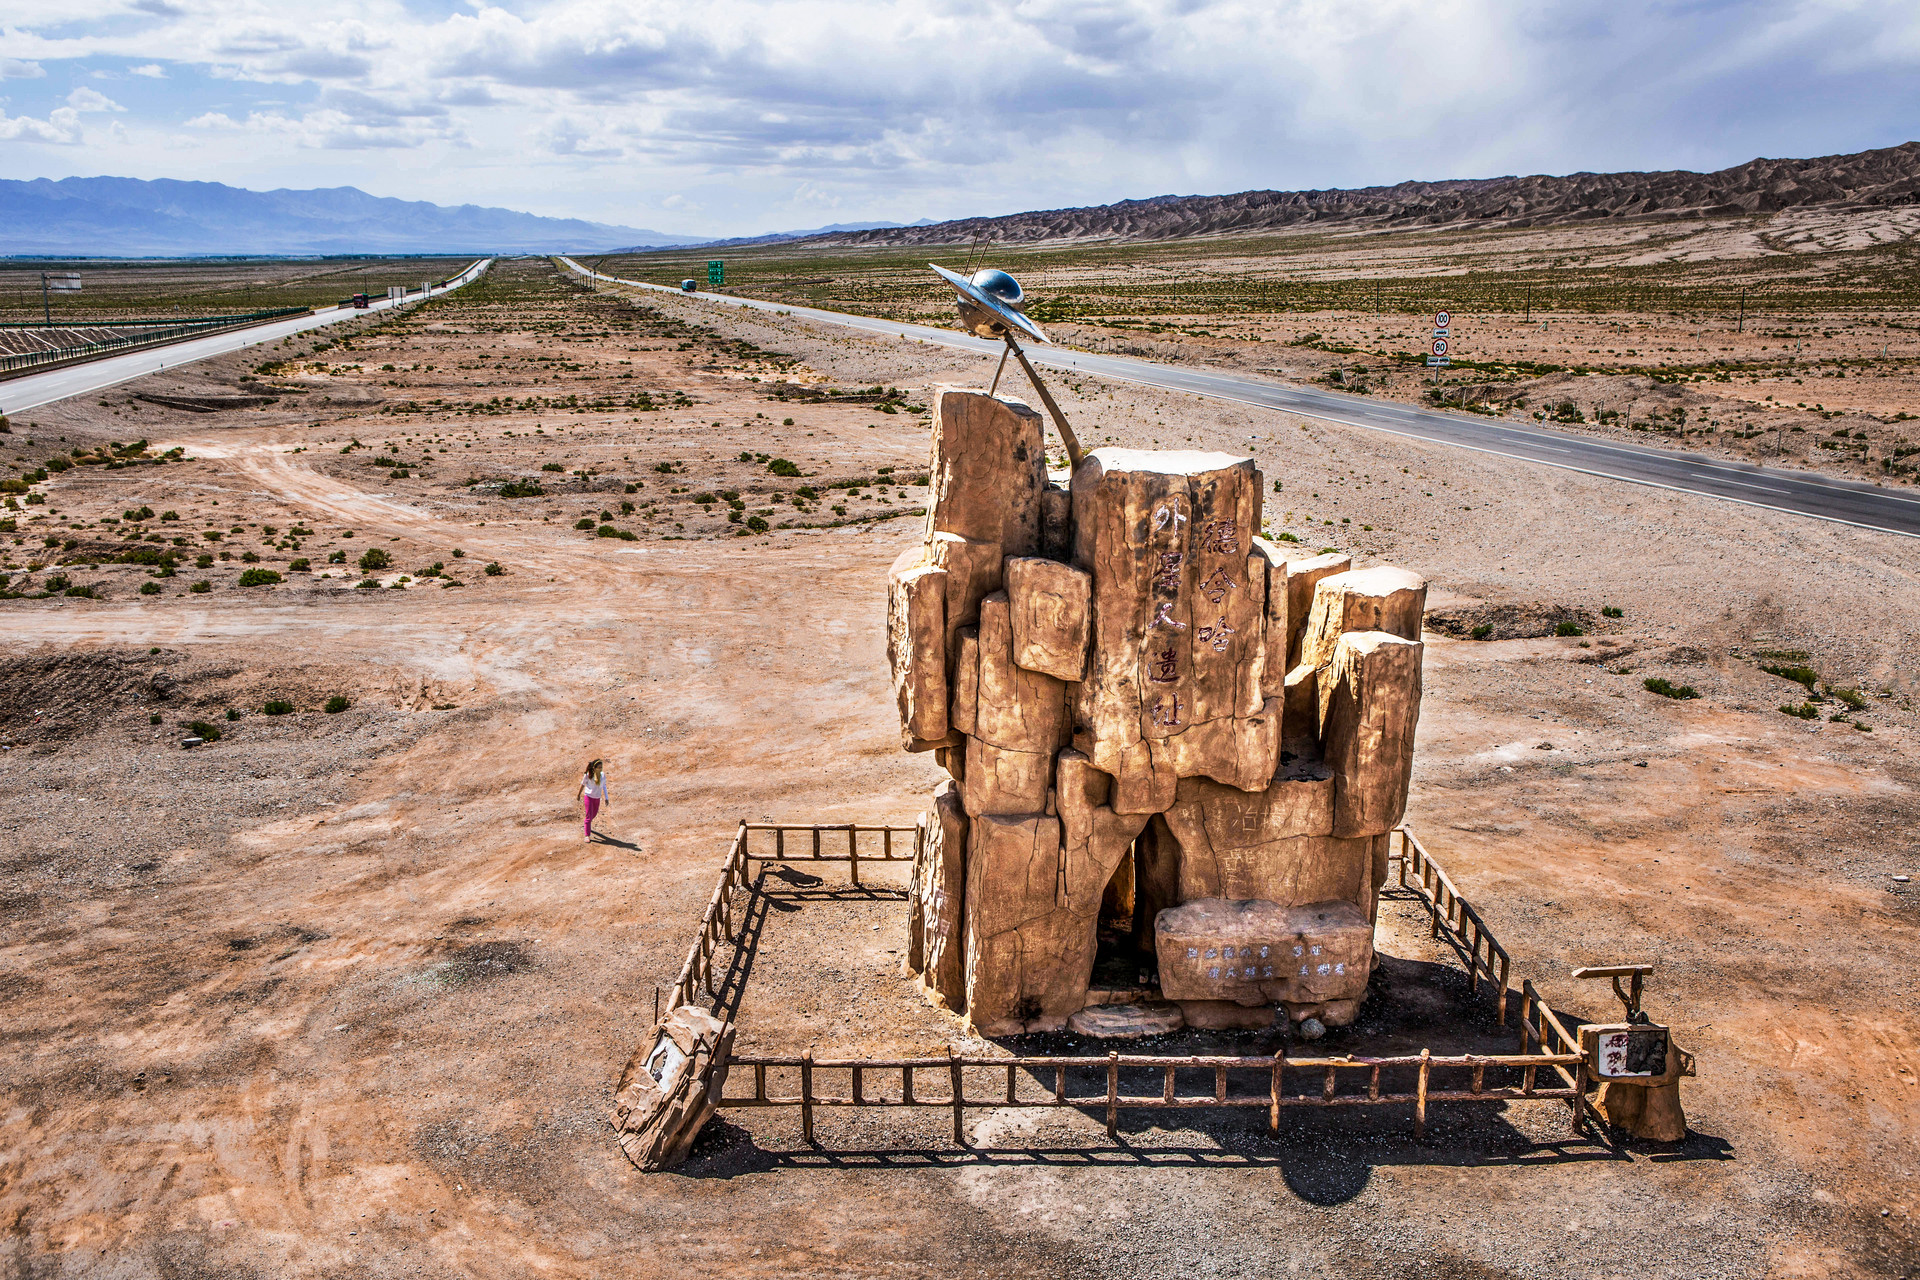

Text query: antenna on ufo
(930, 263), (1085, 471)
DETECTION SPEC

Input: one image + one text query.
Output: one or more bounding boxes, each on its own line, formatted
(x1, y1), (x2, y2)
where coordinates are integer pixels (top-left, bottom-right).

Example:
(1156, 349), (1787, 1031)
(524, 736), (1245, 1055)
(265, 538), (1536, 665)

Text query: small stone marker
(1068, 1001), (1186, 1039)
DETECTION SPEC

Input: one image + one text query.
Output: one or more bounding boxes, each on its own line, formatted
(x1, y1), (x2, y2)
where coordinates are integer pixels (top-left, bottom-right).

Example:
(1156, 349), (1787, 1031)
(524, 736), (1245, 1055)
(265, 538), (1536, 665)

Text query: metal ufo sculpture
(931, 263), (1049, 344)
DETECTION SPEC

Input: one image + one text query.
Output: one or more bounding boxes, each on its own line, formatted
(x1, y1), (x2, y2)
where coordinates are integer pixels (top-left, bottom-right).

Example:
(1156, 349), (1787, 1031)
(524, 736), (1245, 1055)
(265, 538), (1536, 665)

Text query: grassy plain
(0, 256), (478, 324)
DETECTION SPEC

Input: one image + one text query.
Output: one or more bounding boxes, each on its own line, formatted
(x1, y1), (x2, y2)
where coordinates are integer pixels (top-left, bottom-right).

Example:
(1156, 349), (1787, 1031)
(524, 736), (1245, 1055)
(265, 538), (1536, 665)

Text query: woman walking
(575, 758), (609, 842)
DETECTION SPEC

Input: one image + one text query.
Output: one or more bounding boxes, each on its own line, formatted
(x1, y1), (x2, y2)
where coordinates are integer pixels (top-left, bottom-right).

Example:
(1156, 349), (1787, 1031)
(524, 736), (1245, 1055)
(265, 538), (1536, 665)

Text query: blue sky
(3, 0), (1918, 238)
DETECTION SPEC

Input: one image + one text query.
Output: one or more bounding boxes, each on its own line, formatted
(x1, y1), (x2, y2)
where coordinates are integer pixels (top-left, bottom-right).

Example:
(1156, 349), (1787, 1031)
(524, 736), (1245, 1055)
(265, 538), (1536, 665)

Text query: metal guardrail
(0, 307), (313, 377)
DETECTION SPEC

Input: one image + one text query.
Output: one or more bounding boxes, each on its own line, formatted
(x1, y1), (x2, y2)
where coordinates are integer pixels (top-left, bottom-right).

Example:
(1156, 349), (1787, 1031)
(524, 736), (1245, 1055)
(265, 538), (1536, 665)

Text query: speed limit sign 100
(1434, 310), (1451, 329)
(1432, 337), (1449, 357)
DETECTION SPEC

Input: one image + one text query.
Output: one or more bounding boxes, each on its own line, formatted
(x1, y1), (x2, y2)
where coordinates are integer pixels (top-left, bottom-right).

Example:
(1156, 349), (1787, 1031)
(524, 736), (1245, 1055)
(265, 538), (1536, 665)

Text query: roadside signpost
(1427, 309), (1451, 378)
(707, 260), (725, 287)
(40, 272), (79, 325)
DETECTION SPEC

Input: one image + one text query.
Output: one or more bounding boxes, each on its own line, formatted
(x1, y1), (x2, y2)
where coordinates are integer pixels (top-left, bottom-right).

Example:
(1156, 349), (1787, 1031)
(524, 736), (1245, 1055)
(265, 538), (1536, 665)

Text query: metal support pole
(988, 344), (1010, 397)
(1004, 335), (1084, 470)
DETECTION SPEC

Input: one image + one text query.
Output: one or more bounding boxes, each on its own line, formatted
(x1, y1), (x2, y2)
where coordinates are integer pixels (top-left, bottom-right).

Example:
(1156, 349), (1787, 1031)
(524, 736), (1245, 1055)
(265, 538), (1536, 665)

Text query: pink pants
(583, 795), (600, 836)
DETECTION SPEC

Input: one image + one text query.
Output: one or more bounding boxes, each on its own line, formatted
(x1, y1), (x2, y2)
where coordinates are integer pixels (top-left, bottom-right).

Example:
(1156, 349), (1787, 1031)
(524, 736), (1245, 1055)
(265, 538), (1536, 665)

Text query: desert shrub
(653, 462), (675, 473)
(240, 551), (260, 563)
(237, 568), (282, 587)
(328, 550), (346, 564)
(1779, 701), (1819, 720)
(1601, 605), (1623, 618)
(783, 417), (794, 426)
(189, 580), (211, 593)
(357, 548), (392, 573)
(1761, 663), (1819, 691)
(575, 518), (596, 530)
(596, 524), (619, 537)
(541, 462), (564, 472)
(202, 530), (221, 541)
(1643, 677), (1700, 700)
(187, 720), (221, 741)
(324, 695), (350, 713)
(225, 708), (240, 721)
(738, 451), (753, 462)
(767, 458), (801, 477)
(1471, 624), (1493, 640)
(139, 582), (161, 595)
(1831, 687), (1868, 711)
(289, 558), (310, 572)
(498, 479), (544, 498)
(620, 501), (634, 514)
(1554, 620), (1584, 637)
(356, 577), (379, 589)
(745, 515), (769, 533)
(150, 713), (160, 724)
(43, 573), (70, 592)
(160, 510), (179, 521)
(195, 554), (213, 568)
(484, 561), (504, 576)
(64, 584), (96, 598)
(263, 700), (294, 715)
(452, 548), (465, 558)
(125, 506), (155, 521)
(44, 456), (72, 473)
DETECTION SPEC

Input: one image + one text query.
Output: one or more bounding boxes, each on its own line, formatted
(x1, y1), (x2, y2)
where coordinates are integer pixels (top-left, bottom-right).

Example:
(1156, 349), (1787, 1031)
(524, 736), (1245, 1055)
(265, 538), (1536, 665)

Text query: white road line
(558, 258), (1919, 539)
(0, 259), (491, 416)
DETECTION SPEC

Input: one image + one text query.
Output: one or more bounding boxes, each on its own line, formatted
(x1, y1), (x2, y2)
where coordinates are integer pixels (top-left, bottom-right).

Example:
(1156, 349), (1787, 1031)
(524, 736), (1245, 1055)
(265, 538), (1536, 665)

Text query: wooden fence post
(1415, 1048), (1431, 1142)
(1269, 1053), (1283, 1133)
(1106, 1051), (1120, 1138)
(801, 1047), (816, 1146)
(949, 1046), (966, 1147)
(849, 826), (860, 887)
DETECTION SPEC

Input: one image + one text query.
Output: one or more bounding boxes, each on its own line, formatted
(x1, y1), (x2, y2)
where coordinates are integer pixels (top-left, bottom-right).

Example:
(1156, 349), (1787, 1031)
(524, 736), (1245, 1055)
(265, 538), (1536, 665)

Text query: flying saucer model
(931, 263), (1050, 345)
(930, 262), (1083, 469)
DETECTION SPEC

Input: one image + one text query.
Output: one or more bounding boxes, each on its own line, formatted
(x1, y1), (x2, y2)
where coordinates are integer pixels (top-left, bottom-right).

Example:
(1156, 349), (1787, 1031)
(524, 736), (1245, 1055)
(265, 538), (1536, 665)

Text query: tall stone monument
(892, 388), (1426, 1036)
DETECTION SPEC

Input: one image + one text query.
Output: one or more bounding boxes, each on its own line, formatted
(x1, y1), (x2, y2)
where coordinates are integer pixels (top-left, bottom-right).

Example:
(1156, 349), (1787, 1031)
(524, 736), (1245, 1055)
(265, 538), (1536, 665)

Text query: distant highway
(560, 257), (1920, 540)
(0, 258), (492, 417)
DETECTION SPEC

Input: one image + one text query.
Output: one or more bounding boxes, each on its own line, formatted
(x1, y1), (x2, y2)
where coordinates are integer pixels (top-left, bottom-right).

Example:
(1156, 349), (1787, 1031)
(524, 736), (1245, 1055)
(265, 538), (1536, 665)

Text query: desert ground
(2, 257), (1918, 1278)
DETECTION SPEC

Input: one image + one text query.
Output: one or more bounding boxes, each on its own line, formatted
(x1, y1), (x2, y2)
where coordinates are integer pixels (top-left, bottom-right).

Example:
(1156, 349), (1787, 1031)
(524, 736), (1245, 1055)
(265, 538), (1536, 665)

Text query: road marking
(565, 259), (1920, 539)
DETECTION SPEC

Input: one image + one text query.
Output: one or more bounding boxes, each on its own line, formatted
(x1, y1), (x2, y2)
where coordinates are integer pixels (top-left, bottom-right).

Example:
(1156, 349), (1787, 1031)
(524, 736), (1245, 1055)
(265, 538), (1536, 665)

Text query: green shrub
(738, 451), (753, 461)
(541, 462), (564, 472)
(160, 510), (179, 521)
(1554, 620), (1584, 637)
(289, 558), (310, 572)
(64, 584), (96, 598)
(575, 518), (596, 530)
(1761, 663), (1819, 691)
(767, 458), (801, 477)
(484, 561), (504, 576)
(328, 550), (347, 563)
(125, 506), (155, 521)
(324, 695), (350, 713)
(202, 530), (221, 541)
(1643, 677), (1700, 700)
(43, 573), (70, 592)
(357, 547), (392, 573)
(498, 479), (544, 498)
(187, 720), (220, 741)
(745, 515), (769, 533)
(1601, 606), (1623, 618)
(189, 580), (211, 594)
(1831, 687), (1868, 711)
(596, 524), (619, 537)
(356, 577), (379, 589)
(139, 582), (161, 595)
(1471, 624), (1493, 640)
(222, 708), (239, 721)
(195, 554), (214, 568)
(237, 568), (282, 587)
(1779, 701), (1819, 720)
(150, 713), (161, 724)
(263, 700), (294, 715)
(620, 501), (635, 514)
(240, 551), (260, 563)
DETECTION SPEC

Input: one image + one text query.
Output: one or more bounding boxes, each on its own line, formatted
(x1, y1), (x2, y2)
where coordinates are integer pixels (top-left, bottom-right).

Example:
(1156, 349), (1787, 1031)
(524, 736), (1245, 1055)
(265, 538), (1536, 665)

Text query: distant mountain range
(0, 177), (706, 256)
(809, 142), (1920, 247)
(610, 218), (937, 253)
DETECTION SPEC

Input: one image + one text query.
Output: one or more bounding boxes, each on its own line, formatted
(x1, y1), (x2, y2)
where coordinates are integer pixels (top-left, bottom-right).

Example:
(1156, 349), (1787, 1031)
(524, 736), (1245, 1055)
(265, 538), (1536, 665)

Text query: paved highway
(560, 257), (1920, 540)
(0, 258), (492, 418)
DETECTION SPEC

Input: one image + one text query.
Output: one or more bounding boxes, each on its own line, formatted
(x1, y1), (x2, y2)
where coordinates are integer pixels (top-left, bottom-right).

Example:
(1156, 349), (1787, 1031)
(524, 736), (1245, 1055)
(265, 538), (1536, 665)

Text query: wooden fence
(664, 818), (1599, 1146)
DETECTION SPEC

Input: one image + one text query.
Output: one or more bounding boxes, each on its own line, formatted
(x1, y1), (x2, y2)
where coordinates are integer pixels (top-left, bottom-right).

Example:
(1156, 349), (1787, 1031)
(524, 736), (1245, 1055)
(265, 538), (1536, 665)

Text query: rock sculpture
(896, 388), (1427, 1036)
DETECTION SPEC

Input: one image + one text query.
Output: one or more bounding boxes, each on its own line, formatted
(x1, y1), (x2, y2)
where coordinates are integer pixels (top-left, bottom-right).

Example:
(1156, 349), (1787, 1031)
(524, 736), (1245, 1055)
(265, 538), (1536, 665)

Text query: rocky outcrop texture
(610, 1006), (735, 1170)
(897, 387), (1426, 1035)
(813, 142), (1920, 246)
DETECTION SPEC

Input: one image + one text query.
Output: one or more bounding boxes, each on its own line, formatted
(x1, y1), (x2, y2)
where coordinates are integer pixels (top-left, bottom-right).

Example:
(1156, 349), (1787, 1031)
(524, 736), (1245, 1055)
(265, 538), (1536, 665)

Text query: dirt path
(2, 258), (1917, 1279)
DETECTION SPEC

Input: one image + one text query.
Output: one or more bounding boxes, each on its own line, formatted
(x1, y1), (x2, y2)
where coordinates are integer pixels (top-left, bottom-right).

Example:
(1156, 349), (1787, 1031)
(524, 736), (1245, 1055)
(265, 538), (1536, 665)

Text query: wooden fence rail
(719, 1045), (1587, 1143)
(658, 818), (1600, 1149)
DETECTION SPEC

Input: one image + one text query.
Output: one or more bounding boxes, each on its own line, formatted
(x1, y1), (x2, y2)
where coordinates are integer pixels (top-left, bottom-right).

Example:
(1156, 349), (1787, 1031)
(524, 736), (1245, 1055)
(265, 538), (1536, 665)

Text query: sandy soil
(2, 259), (1917, 1278)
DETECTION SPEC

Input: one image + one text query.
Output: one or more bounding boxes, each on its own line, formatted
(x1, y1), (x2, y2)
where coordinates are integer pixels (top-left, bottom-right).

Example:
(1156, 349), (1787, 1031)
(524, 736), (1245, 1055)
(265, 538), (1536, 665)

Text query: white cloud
(3, 0), (1918, 232)
(0, 58), (47, 79)
(66, 85), (124, 111)
(0, 106), (83, 143)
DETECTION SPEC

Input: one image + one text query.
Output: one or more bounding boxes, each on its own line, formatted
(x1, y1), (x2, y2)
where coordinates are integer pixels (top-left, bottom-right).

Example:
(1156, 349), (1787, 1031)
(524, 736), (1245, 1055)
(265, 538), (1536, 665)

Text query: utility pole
(40, 273), (51, 325)
(1524, 286), (1530, 322)
(1737, 287), (1747, 333)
